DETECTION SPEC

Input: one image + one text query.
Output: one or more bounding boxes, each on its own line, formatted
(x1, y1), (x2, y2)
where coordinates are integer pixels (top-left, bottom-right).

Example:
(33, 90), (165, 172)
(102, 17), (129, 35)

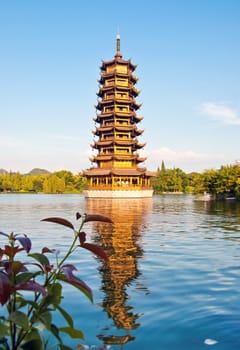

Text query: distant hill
(27, 168), (51, 175)
(0, 168), (8, 175)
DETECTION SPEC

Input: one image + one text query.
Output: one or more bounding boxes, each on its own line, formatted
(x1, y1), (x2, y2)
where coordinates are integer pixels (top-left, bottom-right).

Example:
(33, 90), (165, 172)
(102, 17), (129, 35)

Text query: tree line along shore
(0, 164), (239, 200)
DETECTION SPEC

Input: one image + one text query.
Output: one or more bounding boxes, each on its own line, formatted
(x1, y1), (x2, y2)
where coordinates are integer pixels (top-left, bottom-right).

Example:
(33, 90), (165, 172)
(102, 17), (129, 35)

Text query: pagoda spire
(115, 33), (122, 58)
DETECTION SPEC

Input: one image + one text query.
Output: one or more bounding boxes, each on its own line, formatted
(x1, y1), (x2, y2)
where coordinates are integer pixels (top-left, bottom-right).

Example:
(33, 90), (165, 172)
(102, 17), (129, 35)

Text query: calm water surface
(1, 194), (240, 349)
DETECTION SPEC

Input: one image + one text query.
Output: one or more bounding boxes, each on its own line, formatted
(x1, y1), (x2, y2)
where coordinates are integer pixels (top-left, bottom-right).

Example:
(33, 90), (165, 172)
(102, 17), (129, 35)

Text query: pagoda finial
(115, 33), (122, 58)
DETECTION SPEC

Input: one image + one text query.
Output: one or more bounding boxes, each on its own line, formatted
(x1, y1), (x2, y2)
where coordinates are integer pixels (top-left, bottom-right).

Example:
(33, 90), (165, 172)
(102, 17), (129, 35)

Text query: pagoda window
(103, 134), (113, 140)
(116, 78), (128, 86)
(104, 106), (114, 113)
(105, 92), (114, 100)
(115, 105), (129, 112)
(116, 147), (130, 153)
(105, 121), (114, 126)
(116, 65), (127, 74)
(105, 78), (115, 86)
(116, 119), (129, 125)
(101, 147), (113, 154)
(116, 91), (128, 99)
(116, 133), (129, 139)
(114, 160), (132, 168)
(106, 66), (115, 74)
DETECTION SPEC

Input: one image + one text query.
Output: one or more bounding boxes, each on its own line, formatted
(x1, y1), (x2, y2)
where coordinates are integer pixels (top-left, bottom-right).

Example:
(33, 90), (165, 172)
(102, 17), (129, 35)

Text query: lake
(1, 194), (240, 349)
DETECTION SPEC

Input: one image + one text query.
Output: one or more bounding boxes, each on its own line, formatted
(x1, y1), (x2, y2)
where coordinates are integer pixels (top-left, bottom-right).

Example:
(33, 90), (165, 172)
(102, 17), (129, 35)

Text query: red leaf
(4, 245), (23, 258)
(42, 247), (53, 253)
(59, 265), (93, 302)
(15, 236), (32, 253)
(78, 232), (86, 245)
(0, 272), (11, 305)
(61, 264), (77, 277)
(84, 214), (112, 224)
(76, 212), (81, 220)
(81, 243), (108, 261)
(42, 247), (60, 255)
(15, 281), (47, 296)
(41, 217), (74, 230)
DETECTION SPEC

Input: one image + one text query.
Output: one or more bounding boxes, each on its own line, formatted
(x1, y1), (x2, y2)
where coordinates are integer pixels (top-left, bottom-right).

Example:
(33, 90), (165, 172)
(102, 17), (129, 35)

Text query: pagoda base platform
(83, 189), (153, 198)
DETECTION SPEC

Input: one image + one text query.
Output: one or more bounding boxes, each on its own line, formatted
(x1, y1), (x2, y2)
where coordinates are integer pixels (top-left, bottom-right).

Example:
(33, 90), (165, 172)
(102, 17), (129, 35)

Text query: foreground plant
(0, 213), (112, 350)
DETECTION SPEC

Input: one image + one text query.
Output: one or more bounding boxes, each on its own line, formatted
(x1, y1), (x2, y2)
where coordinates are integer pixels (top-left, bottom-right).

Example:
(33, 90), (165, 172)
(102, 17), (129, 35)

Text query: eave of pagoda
(90, 154), (145, 162)
(95, 98), (142, 110)
(92, 125), (144, 135)
(100, 58), (137, 72)
(93, 113), (143, 124)
(98, 73), (138, 85)
(97, 85), (140, 98)
(90, 139), (145, 148)
(83, 167), (152, 177)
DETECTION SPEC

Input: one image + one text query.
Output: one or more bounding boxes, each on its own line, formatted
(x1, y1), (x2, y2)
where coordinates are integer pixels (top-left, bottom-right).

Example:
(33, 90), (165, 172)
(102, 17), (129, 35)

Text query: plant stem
(57, 219), (85, 269)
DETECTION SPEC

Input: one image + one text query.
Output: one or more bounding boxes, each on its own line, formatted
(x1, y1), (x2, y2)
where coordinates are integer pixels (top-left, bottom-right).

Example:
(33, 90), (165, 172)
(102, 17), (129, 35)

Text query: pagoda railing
(85, 184), (151, 191)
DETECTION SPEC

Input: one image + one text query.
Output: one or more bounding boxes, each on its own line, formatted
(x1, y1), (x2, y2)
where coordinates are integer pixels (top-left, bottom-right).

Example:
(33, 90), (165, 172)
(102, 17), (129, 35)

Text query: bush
(0, 213), (112, 350)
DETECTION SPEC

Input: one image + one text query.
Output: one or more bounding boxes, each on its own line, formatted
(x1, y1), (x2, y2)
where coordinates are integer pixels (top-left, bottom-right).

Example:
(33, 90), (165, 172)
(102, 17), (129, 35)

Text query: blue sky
(0, 0), (240, 174)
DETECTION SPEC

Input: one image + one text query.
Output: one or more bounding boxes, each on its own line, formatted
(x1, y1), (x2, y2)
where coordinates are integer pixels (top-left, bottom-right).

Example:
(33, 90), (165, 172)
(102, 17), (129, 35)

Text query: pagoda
(83, 35), (153, 198)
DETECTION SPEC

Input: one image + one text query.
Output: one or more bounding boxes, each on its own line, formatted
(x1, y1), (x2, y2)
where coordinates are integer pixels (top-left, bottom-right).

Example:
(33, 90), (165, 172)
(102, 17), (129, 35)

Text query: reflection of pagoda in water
(86, 198), (152, 346)
(83, 35), (154, 198)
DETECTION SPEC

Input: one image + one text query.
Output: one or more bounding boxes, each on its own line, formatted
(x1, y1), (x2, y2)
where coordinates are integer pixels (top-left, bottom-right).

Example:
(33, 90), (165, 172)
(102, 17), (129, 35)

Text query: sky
(0, 0), (240, 174)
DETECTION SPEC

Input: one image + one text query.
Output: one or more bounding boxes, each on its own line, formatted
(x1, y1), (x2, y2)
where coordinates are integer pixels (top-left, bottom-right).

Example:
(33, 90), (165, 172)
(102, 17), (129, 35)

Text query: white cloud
(0, 135), (18, 148)
(200, 102), (240, 125)
(147, 147), (218, 162)
(143, 147), (225, 172)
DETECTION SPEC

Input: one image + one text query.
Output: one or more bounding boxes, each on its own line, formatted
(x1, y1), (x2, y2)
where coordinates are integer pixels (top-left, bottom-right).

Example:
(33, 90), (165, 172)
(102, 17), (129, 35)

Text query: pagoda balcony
(96, 97), (137, 105)
(92, 152), (140, 159)
(98, 73), (138, 85)
(92, 138), (142, 147)
(96, 110), (137, 118)
(85, 184), (151, 191)
(99, 69), (137, 79)
(92, 125), (143, 136)
(93, 114), (143, 126)
(96, 99), (141, 111)
(97, 85), (140, 98)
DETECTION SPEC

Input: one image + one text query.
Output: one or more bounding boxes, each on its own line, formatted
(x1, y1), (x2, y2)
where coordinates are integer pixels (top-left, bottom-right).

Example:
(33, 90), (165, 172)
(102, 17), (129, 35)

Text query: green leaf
(59, 326), (84, 340)
(0, 322), (9, 337)
(50, 323), (62, 343)
(28, 253), (50, 266)
(21, 329), (42, 350)
(8, 311), (29, 330)
(16, 271), (41, 284)
(11, 261), (25, 274)
(18, 299), (39, 309)
(21, 339), (42, 350)
(45, 282), (62, 307)
(56, 305), (74, 328)
(39, 311), (52, 329)
(41, 217), (74, 230)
